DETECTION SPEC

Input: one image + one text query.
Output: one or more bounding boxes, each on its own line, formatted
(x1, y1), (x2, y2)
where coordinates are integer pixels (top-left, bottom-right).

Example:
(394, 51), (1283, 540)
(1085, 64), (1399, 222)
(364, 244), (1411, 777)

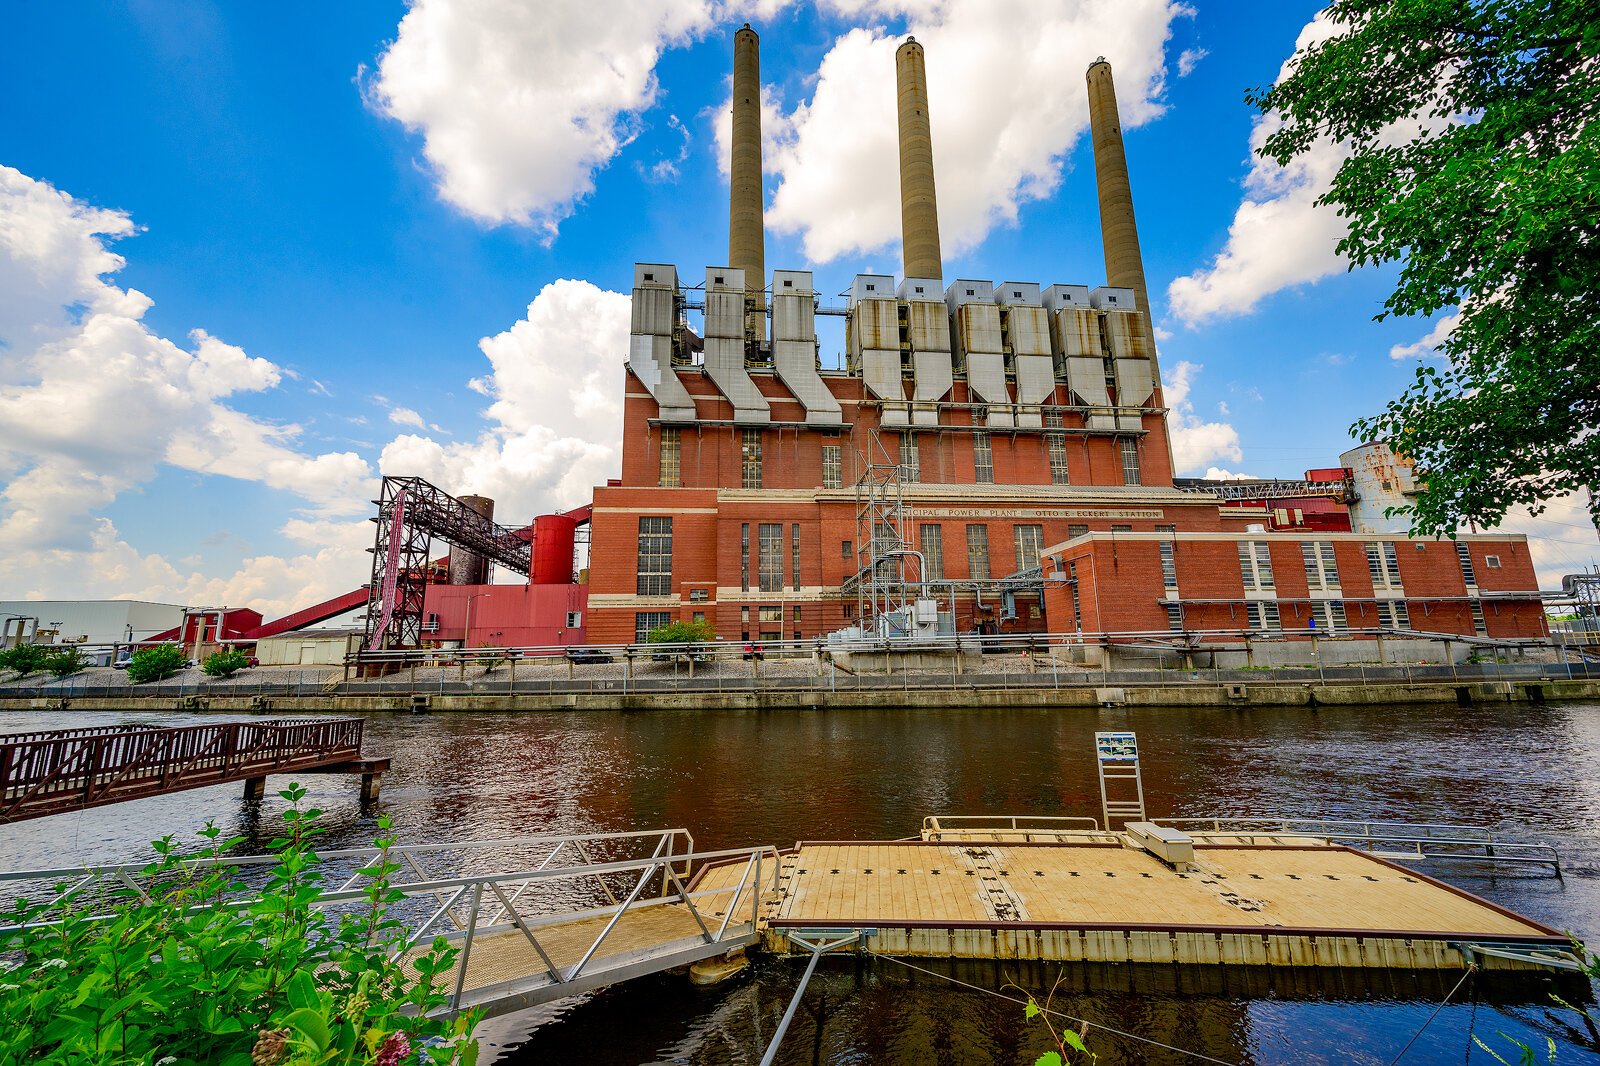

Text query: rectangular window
(658, 427), (680, 488)
(1486, 554), (1502, 569)
(1044, 412), (1070, 485)
(741, 428), (763, 488)
(920, 524), (944, 580)
(1067, 524), (1089, 540)
(688, 588), (709, 603)
(1159, 540), (1178, 592)
(1382, 600), (1410, 629)
(758, 523), (784, 592)
(1470, 600), (1487, 636)
(1068, 560), (1082, 630)
(792, 523), (802, 591)
(741, 523), (750, 592)
(692, 611), (705, 623)
(1014, 524), (1043, 574)
(1119, 438), (1141, 486)
(842, 539), (853, 561)
(1237, 541), (1275, 590)
(758, 604), (782, 642)
(900, 433), (920, 483)
(1312, 601), (1348, 634)
(636, 517), (673, 596)
(1301, 541), (1340, 591)
(973, 433), (994, 483)
(566, 611), (582, 628)
(966, 525), (991, 580)
(1165, 603), (1184, 631)
(1367, 541), (1402, 590)
(1245, 601), (1282, 631)
(822, 444), (842, 489)
(1456, 541), (1477, 588)
(634, 611), (671, 644)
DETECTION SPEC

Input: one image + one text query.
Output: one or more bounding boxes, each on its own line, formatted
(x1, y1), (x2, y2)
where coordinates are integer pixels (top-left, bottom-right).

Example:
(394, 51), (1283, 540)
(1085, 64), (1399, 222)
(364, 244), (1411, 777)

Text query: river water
(1, 701), (1597, 1064)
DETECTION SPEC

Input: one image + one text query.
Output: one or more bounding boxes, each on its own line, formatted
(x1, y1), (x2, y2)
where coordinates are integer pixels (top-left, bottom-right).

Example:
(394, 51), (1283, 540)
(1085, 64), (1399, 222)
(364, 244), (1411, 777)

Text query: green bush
(125, 644), (189, 683)
(203, 649), (254, 678)
(0, 644), (50, 678)
(0, 783), (478, 1065)
(42, 646), (91, 678)
(645, 618), (716, 644)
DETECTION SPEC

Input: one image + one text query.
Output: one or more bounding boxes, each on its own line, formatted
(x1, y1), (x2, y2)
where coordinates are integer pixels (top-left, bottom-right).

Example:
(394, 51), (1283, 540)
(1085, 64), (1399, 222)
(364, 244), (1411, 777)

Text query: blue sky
(0, 0), (1591, 614)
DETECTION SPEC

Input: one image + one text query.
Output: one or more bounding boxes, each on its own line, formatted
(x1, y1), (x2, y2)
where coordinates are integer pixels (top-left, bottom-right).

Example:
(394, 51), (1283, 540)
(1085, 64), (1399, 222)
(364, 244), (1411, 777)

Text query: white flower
(36, 958), (66, 971)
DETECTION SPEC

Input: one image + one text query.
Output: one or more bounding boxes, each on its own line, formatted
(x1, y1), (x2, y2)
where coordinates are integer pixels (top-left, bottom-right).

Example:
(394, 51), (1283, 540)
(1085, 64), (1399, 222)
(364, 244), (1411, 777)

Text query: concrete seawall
(4, 676), (1596, 714)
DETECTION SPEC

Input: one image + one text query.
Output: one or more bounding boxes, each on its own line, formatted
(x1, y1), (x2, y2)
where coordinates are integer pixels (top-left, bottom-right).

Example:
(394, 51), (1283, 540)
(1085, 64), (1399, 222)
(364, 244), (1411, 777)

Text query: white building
(0, 600), (185, 649)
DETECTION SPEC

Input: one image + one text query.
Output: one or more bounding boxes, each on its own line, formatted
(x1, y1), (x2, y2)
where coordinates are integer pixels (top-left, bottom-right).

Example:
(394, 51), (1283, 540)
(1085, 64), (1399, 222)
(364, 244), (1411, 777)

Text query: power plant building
(582, 28), (1548, 648)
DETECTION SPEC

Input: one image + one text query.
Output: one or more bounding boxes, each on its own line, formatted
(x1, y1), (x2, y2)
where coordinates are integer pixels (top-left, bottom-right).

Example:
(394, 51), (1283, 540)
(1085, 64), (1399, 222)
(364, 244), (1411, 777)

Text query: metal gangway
(1151, 817), (1564, 876)
(0, 828), (779, 1019)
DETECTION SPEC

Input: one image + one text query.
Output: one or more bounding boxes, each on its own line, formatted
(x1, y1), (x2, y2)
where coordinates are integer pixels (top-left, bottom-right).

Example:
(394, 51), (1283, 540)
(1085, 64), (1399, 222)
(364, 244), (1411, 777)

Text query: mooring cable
(866, 949), (1239, 1065)
(1388, 964), (1478, 1065)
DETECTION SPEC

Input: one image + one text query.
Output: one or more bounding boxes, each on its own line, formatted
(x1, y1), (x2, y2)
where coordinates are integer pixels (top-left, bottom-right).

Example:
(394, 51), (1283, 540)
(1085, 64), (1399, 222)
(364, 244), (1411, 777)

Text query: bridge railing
(0, 718), (363, 820)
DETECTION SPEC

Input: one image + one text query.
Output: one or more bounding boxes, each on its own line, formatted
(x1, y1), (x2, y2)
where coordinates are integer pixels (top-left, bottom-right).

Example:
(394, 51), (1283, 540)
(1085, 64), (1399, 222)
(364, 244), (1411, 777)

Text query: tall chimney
(729, 23), (766, 340)
(1086, 58), (1155, 355)
(896, 36), (943, 281)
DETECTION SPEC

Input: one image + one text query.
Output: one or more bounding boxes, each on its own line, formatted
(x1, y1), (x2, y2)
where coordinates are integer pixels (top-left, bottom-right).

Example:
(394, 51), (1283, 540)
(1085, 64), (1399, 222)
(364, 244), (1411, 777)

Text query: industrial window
(1366, 542), (1402, 590)
(1159, 540), (1178, 592)
(658, 427), (681, 488)
(1374, 600), (1405, 628)
(1301, 541), (1340, 591)
(693, 611), (706, 623)
(758, 605), (782, 642)
(1470, 600), (1487, 636)
(1456, 541), (1477, 588)
(1014, 524), (1044, 573)
(972, 433), (994, 483)
(758, 523), (784, 592)
(634, 611), (671, 644)
(1111, 524), (1132, 532)
(1068, 560), (1082, 630)
(1312, 601), (1348, 634)
(636, 517), (673, 596)
(741, 429), (763, 488)
(565, 611), (582, 628)
(1245, 601), (1281, 631)
(1119, 438), (1141, 486)
(822, 445), (842, 489)
(920, 524), (944, 580)
(900, 433), (920, 483)
(792, 523), (802, 591)
(741, 523), (750, 592)
(1046, 418), (1070, 485)
(688, 588), (709, 603)
(1237, 541), (1275, 590)
(1165, 603), (1183, 631)
(1486, 554), (1502, 569)
(966, 525), (991, 580)
(783, 279), (793, 288)
(1067, 524), (1089, 540)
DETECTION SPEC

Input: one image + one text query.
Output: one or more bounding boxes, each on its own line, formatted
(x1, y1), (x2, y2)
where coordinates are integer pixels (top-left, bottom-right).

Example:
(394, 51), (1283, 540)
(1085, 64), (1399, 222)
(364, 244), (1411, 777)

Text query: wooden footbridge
(0, 718), (388, 822)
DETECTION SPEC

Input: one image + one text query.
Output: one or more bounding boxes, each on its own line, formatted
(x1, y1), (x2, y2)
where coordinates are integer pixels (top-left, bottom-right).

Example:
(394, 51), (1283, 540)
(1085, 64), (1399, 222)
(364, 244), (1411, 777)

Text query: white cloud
(1389, 311), (1458, 360)
(1497, 493), (1597, 590)
(388, 406), (427, 429)
(1162, 360), (1243, 474)
(1176, 46), (1207, 76)
(760, 0), (1187, 263)
(369, 0), (790, 235)
(1201, 467), (1259, 480)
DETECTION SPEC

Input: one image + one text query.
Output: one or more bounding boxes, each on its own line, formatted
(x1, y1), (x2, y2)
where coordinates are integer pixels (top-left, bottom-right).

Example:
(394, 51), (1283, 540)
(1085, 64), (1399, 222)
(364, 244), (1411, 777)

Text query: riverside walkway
(0, 718), (386, 822)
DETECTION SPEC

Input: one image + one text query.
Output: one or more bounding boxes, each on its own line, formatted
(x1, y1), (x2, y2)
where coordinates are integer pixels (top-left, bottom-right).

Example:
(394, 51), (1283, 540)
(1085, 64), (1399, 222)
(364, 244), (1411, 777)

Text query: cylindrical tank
(896, 37), (943, 281)
(448, 495), (495, 585)
(1340, 442), (1419, 534)
(532, 513), (578, 585)
(729, 23), (766, 340)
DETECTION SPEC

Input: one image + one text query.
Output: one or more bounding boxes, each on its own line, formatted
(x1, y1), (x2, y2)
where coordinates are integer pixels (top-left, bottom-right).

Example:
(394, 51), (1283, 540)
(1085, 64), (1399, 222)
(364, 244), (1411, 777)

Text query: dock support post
(361, 771), (383, 805)
(760, 932), (861, 1066)
(243, 776), (266, 803)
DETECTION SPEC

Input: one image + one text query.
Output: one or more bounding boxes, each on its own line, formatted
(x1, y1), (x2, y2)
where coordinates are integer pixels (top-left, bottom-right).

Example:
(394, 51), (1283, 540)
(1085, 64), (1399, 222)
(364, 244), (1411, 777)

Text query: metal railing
(1154, 817), (1563, 876)
(0, 718), (363, 821)
(922, 814), (1105, 840)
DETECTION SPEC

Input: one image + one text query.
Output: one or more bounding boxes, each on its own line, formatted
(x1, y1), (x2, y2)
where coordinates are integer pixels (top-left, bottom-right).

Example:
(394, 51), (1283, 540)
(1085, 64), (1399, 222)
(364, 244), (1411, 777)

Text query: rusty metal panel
(957, 303), (1004, 355)
(906, 300), (951, 353)
(1006, 304), (1052, 357)
(852, 299), (900, 353)
(1102, 309), (1152, 360)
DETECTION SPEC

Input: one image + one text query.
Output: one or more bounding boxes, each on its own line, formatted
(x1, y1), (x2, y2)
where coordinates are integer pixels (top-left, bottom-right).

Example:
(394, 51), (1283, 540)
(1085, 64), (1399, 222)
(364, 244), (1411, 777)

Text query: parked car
(740, 642), (764, 661)
(565, 647), (613, 665)
(111, 656), (131, 670)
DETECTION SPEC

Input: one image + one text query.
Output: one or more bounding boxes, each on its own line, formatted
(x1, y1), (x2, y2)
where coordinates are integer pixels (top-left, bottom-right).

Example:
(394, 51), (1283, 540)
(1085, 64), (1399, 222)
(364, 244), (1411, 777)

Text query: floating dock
(692, 824), (1573, 973)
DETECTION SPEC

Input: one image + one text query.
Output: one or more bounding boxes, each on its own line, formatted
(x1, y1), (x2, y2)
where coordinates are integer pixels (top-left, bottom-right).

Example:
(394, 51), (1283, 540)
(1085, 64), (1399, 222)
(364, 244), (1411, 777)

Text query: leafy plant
(0, 783), (479, 1065)
(125, 644), (189, 683)
(1248, 0), (1600, 539)
(1007, 980), (1094, 1065)
(203, 649), (253, 678)
(0, 643), (50, 678)
(42, 646), (91, 678)
(646, 618), (717, 644)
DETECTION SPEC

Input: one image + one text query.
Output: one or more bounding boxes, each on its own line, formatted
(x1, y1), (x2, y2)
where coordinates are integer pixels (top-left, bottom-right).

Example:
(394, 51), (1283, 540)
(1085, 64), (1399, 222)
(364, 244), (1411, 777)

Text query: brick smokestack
(1086, 58), (1157, 362)
(729, 23), (766, 340)
(896, 36), (943, 281)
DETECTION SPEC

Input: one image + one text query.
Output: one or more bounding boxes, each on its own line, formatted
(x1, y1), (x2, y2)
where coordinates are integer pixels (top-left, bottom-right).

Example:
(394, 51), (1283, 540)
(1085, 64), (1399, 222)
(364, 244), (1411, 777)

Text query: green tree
(1248, 0), (1600, 538)
(645, 618), (717, 644)
(0, 644), (50, 678)
(125, 644), (189, 683)
(202, 649), (253, 678)
(42, 646), (91, 678)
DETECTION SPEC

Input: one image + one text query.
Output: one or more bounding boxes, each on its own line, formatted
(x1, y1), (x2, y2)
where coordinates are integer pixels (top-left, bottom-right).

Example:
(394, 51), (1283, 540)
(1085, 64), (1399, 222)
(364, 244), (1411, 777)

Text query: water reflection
(0, 702), (1596, 1064)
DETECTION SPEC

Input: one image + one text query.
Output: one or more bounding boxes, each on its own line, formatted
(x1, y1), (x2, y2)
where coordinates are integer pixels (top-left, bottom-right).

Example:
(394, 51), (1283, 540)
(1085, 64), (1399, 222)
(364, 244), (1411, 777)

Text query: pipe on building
(730, 23), (766, 341)
(448, 496), (495, 585)
(1086, 58), (1158, 374)
(896, 37), (943, 282)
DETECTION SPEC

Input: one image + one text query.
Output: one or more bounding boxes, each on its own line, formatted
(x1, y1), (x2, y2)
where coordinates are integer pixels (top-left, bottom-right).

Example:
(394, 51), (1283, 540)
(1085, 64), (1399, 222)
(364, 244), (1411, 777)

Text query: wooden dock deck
(691, 834), (1569, 972)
